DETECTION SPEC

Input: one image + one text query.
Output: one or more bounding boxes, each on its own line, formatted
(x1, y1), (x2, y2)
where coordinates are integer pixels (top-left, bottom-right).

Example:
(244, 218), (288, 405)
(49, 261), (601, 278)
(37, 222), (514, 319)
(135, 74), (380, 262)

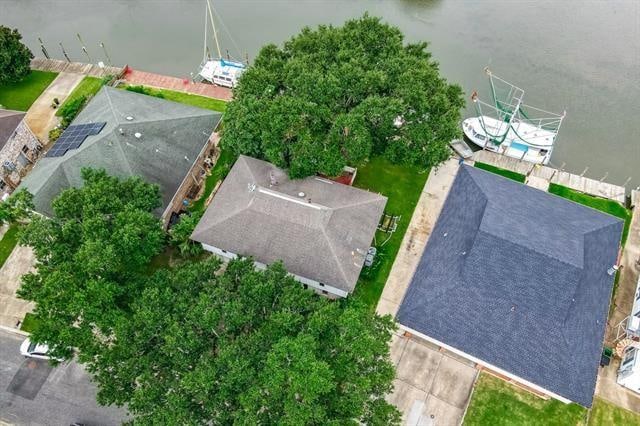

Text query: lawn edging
(474, 162), (526, 183)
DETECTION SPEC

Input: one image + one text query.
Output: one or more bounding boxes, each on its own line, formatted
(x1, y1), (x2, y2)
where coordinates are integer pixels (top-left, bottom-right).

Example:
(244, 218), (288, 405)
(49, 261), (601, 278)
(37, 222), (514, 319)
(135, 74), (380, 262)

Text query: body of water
(3, 0), (639, 188)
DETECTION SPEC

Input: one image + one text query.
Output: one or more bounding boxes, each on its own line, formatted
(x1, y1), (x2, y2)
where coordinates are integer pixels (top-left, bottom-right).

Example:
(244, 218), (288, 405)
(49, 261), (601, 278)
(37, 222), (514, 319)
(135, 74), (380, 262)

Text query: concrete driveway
(0, 245), (36, 329)
(388, 332), (478, 426)
(24, 72), (84, 143)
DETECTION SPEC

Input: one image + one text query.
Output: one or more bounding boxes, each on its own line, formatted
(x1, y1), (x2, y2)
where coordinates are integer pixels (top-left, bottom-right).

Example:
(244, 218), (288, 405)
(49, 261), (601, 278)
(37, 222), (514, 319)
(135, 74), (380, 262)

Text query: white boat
(463, 68), (565, 165)
(196, 0), (246, 88)
(199, 58), (245, 88)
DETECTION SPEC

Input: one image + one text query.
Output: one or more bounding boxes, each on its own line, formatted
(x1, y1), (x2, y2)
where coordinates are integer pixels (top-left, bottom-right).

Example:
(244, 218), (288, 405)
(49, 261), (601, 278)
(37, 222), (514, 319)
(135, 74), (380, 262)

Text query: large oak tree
(18, 168), (165, 359)
(88, 258), (400, 424)
(0, 26), (33, 84)
(223, 14), (464, 178)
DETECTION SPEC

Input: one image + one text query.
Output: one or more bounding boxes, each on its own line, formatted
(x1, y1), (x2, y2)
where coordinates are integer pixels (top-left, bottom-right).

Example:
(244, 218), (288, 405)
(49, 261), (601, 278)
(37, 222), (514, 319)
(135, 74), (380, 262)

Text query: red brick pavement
(122, 67), (232, 101)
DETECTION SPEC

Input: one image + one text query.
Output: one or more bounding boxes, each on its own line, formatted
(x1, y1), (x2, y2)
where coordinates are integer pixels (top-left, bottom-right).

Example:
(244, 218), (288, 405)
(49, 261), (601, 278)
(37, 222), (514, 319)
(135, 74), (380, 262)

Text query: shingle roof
(19, 87), (221, 216)
(0, 109), (26, 150)
(191, 155), (387, 293)
(397, 165), (623, 407)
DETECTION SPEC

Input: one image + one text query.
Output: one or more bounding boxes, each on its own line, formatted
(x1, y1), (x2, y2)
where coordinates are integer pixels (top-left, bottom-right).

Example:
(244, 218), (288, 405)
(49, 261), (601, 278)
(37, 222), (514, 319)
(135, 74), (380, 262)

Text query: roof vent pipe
(134, 132), (142, 139)
(126, 116), (134, 121)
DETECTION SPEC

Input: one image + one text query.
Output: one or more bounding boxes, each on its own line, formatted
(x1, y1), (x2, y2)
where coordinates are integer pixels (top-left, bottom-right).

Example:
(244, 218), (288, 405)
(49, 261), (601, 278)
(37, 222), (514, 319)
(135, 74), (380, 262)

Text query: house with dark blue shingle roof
(397, 164), (623, 407)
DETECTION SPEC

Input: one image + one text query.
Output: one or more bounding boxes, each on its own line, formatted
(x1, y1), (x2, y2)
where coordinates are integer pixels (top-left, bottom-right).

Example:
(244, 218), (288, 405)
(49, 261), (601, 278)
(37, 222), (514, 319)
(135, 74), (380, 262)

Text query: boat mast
(206, 0), (222, 59)
(203, 3), (208, 61)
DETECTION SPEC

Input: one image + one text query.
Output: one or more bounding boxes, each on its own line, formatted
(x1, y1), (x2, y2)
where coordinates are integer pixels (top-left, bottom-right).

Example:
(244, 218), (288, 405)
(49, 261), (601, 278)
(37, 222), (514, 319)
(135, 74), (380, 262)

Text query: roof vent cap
(134, 132), (142, 139)
(126, 116), (134, 121)
(298, 192), (305, 198)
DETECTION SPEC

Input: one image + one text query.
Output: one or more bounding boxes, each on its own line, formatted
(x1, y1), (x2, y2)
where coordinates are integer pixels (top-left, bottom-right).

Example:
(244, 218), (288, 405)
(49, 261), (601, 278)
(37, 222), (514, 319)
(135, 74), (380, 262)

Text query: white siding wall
(201, 243), (348, 298)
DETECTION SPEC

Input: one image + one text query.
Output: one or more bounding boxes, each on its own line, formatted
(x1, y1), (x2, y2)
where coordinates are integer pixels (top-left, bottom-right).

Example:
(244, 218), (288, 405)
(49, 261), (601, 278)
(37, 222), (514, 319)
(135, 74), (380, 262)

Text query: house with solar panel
(397, 165), (623, 407)
(0, 109), (41, 198)
(191, 155), (387, 298)
(20, 87), (222, 225)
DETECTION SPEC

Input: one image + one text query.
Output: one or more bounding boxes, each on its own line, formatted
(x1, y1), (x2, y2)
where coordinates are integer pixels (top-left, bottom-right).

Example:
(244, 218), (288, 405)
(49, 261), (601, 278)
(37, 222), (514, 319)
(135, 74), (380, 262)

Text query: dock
(470, 150), (627, 203)
(30, 58), (232, 102)
(30, 58), (124, 78)
(122, 68), (232, 102)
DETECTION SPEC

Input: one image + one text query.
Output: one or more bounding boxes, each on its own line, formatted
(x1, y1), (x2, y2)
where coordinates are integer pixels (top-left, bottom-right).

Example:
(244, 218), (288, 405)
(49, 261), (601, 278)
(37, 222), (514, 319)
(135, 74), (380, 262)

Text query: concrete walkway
(123, 68), (232, 101)
(377, 158), (460, 317)
(0, 245), (36, 329)
(24, 72), (84, 144)
(388, 332), (478, 425)
(597, 196), (640, 413)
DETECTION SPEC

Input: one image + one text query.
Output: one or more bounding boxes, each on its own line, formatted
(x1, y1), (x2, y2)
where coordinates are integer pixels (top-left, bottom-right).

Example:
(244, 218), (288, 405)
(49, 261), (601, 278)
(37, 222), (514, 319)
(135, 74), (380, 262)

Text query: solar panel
(45, 121), (107, 157)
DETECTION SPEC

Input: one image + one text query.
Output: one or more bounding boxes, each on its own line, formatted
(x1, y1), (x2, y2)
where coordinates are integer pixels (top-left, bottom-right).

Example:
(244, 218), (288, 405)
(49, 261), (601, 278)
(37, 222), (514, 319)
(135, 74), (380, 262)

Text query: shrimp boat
(196, 0), (246, 88)
(463, 68), (566, 165)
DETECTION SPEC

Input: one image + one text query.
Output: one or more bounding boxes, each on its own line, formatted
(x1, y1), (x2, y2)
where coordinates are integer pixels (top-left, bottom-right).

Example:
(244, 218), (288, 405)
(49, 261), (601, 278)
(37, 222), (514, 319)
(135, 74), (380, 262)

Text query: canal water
(2, 0), (639, 188)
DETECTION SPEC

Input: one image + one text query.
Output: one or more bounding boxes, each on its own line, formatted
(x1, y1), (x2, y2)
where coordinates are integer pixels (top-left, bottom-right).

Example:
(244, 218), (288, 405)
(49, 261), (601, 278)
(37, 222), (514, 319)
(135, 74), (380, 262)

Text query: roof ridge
(482, 224), (584, 270)
(319, 224), (351, 288)
(195, 199), (254, 238)
(331, 193), (386, 211)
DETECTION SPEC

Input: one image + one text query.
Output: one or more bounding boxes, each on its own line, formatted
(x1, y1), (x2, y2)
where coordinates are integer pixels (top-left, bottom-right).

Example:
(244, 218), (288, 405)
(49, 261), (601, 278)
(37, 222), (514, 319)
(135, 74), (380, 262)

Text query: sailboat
(196, 0), (246, 88)
(462, 68), (566, 165)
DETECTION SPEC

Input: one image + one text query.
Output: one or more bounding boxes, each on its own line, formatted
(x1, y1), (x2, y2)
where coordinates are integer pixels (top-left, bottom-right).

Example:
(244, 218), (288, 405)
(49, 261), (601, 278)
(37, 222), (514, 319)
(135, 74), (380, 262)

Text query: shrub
(58, 95), (86, 127)
(48, 127), (63, 143)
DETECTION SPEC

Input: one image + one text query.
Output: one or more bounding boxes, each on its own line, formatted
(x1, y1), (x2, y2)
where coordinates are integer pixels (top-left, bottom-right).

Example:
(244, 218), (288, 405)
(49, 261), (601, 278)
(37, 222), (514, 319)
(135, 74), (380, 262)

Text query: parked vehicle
(19, 337), (60, 361)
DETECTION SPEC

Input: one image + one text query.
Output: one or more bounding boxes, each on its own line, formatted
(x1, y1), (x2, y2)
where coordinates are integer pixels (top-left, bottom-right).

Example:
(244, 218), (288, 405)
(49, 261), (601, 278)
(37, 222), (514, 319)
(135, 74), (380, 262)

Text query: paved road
(0, 329), (126, 426)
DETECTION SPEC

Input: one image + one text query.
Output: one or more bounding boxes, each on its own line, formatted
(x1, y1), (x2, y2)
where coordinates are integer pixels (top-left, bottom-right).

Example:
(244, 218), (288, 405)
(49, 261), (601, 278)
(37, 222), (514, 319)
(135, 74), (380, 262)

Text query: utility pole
(38, 38), (50, 59)
(59, 42), (71, 62)
(76, 33), (92, 63)
(99, 42), (111, 66)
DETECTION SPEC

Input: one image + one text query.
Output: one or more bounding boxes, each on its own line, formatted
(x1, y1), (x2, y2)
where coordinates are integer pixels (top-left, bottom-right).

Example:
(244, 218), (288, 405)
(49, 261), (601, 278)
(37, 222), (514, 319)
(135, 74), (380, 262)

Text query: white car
(19, 337), (59, 360)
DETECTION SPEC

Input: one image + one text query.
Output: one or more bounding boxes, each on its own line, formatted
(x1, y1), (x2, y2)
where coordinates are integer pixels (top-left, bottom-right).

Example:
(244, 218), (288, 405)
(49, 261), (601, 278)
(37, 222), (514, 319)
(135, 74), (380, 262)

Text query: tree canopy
(18, 168), (165, 359)
(87, 258), (400, 425)
(0, 26), (33, 84)
(222, 14), (464, 178)
(0, 188), (33, 224)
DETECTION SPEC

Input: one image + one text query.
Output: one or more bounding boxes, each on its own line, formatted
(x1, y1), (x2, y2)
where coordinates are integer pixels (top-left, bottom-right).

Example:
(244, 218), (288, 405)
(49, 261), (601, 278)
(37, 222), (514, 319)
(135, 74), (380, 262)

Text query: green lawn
(56, 76), (103, 116)
(121, 84), (227, 112)
(0, 224), (21, 269)
(548, 183), (631, 246)
(474, 162), (526, 183)
(0, 70), (58, 111)
(20, 312), (41, 333)
(188, 146), (238, 214)
(464, 373), (587, 426)
(588, 398), (640, 426)
(352, 157), (429, 307)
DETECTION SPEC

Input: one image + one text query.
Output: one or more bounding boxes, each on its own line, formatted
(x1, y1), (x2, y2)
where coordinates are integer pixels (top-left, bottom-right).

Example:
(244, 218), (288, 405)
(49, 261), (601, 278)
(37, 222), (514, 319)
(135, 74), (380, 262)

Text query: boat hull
(462, 117), (554, 165)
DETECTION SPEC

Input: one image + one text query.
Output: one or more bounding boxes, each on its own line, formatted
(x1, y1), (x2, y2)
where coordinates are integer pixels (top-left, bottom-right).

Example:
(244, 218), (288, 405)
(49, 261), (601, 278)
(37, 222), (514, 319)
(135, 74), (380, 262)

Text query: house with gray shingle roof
(19, 87), (222, 223)
(191, 155), (387, 297)
(397, 164), (623, 407)
(0, 109), (41, 197)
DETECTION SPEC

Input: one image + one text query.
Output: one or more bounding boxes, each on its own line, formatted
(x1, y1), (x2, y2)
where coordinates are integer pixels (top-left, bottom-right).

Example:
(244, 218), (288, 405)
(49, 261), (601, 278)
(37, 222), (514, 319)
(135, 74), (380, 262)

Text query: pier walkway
(122, 68), (232, 102)
(471, 150), (627, 203)
(30, 58), (124, 78)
